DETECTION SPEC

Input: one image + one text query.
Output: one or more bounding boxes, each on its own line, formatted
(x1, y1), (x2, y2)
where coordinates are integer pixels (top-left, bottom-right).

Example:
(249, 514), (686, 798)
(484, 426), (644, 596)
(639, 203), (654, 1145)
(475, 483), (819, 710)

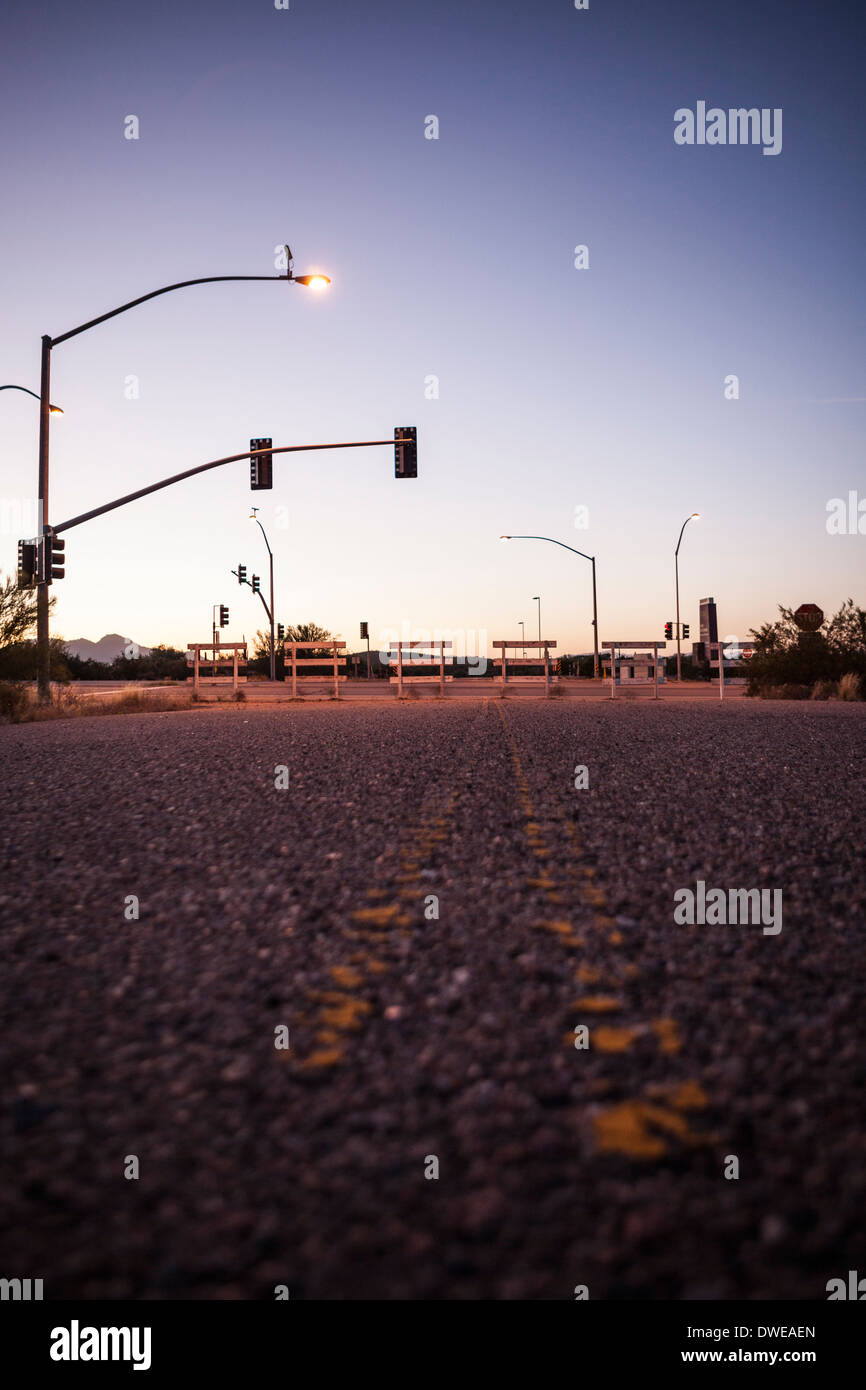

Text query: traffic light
(664, 622), (673, 640)
(250, 438), (273, 490)
(277, 623), (285, 643)
(251, 574), (261, 595)
(17, 540), (37, 588)
(219, 605), (229, 627)
(394, 426), (417, 478)
(360, 621), (369, 640)
(237, 564), (247, 585)
(42, 533), (65, 583)
(682, 623), (690, 639)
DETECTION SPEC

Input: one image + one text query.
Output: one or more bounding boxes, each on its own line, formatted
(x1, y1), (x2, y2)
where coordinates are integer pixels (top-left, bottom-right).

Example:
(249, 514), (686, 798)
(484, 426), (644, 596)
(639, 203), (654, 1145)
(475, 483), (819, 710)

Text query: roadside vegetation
(0, 684), (198, 724)
(747, 600), (866, 700)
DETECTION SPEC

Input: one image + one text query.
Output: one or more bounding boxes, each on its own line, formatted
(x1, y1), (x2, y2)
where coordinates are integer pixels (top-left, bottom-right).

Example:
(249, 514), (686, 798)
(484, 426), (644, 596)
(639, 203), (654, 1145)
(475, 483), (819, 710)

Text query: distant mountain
(64, 633), (152, 662)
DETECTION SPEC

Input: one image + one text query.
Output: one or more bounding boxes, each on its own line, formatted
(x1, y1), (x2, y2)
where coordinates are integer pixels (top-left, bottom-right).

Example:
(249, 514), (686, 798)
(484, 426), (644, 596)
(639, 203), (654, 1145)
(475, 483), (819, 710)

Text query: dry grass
(757, 683), (812, 701)
(810, 680), (837, 701)
(0, 683), (197, 724)
(838, 672), (863, 701)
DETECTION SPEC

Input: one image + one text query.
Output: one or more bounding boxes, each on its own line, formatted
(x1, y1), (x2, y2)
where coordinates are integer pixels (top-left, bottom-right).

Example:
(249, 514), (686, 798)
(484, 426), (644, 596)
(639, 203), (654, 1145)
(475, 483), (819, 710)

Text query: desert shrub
(759, 683), (812, 700)
(0, 681), (29, 722)
(838, 672), (863, 701)
(810, 680), (837, 701)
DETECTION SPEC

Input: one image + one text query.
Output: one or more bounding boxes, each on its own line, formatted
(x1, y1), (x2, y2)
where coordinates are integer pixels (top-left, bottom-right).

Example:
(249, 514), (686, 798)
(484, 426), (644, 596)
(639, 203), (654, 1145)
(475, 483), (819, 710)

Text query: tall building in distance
(700, 597), (718, 646)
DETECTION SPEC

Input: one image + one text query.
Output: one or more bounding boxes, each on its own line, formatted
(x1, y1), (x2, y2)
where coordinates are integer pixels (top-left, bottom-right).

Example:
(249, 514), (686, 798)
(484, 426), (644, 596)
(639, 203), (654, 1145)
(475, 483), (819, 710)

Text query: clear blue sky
(1, 0), (863, 658)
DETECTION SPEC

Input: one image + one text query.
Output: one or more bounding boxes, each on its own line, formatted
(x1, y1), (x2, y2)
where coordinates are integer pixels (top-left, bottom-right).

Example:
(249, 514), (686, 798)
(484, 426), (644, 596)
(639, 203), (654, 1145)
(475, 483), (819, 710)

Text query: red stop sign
(794, 603), (824, 631)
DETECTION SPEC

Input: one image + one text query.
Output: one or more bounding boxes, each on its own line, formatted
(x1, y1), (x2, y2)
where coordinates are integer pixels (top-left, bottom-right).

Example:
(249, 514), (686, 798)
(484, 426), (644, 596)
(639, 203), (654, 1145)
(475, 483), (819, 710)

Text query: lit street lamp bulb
(499, 535), (511, 542)
(49, 404), (64, 415)
(296, 274), (330, 289)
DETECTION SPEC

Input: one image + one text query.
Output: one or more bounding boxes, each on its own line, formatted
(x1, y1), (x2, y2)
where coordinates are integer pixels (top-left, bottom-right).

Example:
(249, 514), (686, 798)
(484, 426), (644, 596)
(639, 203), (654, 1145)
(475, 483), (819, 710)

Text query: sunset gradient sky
(1, 0), (863, 658)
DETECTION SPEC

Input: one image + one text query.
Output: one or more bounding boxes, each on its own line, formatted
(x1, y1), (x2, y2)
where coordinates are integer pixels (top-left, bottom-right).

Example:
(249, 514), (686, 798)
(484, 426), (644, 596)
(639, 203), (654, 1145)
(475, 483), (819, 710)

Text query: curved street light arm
(49, 274), (296, 347)
(501, 533), (600, 677)
(505, 533), (595, 563)
(252, 516), (273, 559)
(1, 384), (42, 401)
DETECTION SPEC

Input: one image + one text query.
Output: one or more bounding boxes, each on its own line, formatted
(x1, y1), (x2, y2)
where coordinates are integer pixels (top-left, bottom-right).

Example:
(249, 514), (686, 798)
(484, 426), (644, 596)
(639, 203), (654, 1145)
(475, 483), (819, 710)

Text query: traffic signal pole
(36, 336), (51, 701)
(250, 516), (276, 683)
(232, 564), (274, 678)
(675, 550), (682, 683)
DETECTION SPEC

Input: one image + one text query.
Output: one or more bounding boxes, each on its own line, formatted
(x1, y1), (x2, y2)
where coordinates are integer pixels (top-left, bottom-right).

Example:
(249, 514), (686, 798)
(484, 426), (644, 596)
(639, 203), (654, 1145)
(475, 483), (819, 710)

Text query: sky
(1, 0), (864, 660)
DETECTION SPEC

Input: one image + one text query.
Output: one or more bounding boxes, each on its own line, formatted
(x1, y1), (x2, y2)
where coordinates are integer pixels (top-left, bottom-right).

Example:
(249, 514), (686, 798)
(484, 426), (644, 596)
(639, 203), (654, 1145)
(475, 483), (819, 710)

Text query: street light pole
(32, 254), (328, 702)
(37, 337), (51, 700)
(251, 512), (276, 682)
(518, 620), (525, 659)
(533, 595), (541, 642)
(590, 556), (599, 679)
(674, 512), (700, 683)
(500, 535), (600, 678)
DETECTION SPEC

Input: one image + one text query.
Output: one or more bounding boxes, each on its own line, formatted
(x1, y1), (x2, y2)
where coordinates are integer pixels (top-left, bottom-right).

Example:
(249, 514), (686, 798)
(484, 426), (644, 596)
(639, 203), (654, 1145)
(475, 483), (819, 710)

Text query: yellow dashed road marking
(495, 703), (716, 1162)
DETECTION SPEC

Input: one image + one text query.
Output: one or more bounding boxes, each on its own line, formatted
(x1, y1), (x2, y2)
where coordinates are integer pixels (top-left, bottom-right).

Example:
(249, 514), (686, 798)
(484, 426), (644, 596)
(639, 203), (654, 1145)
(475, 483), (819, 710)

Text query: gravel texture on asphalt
(1, 699), (864, 1299)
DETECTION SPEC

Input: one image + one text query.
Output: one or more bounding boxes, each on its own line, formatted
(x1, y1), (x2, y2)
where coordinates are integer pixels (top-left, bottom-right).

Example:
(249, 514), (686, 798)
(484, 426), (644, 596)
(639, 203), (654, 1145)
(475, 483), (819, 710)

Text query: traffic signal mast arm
(51, 434), (415, 535)
(231, 568), (271, 623)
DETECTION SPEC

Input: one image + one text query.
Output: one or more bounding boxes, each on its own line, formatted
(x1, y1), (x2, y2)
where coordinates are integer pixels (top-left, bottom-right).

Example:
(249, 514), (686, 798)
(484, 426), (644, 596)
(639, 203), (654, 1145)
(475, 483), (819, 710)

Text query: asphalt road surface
(1, 700), (864, 1300)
